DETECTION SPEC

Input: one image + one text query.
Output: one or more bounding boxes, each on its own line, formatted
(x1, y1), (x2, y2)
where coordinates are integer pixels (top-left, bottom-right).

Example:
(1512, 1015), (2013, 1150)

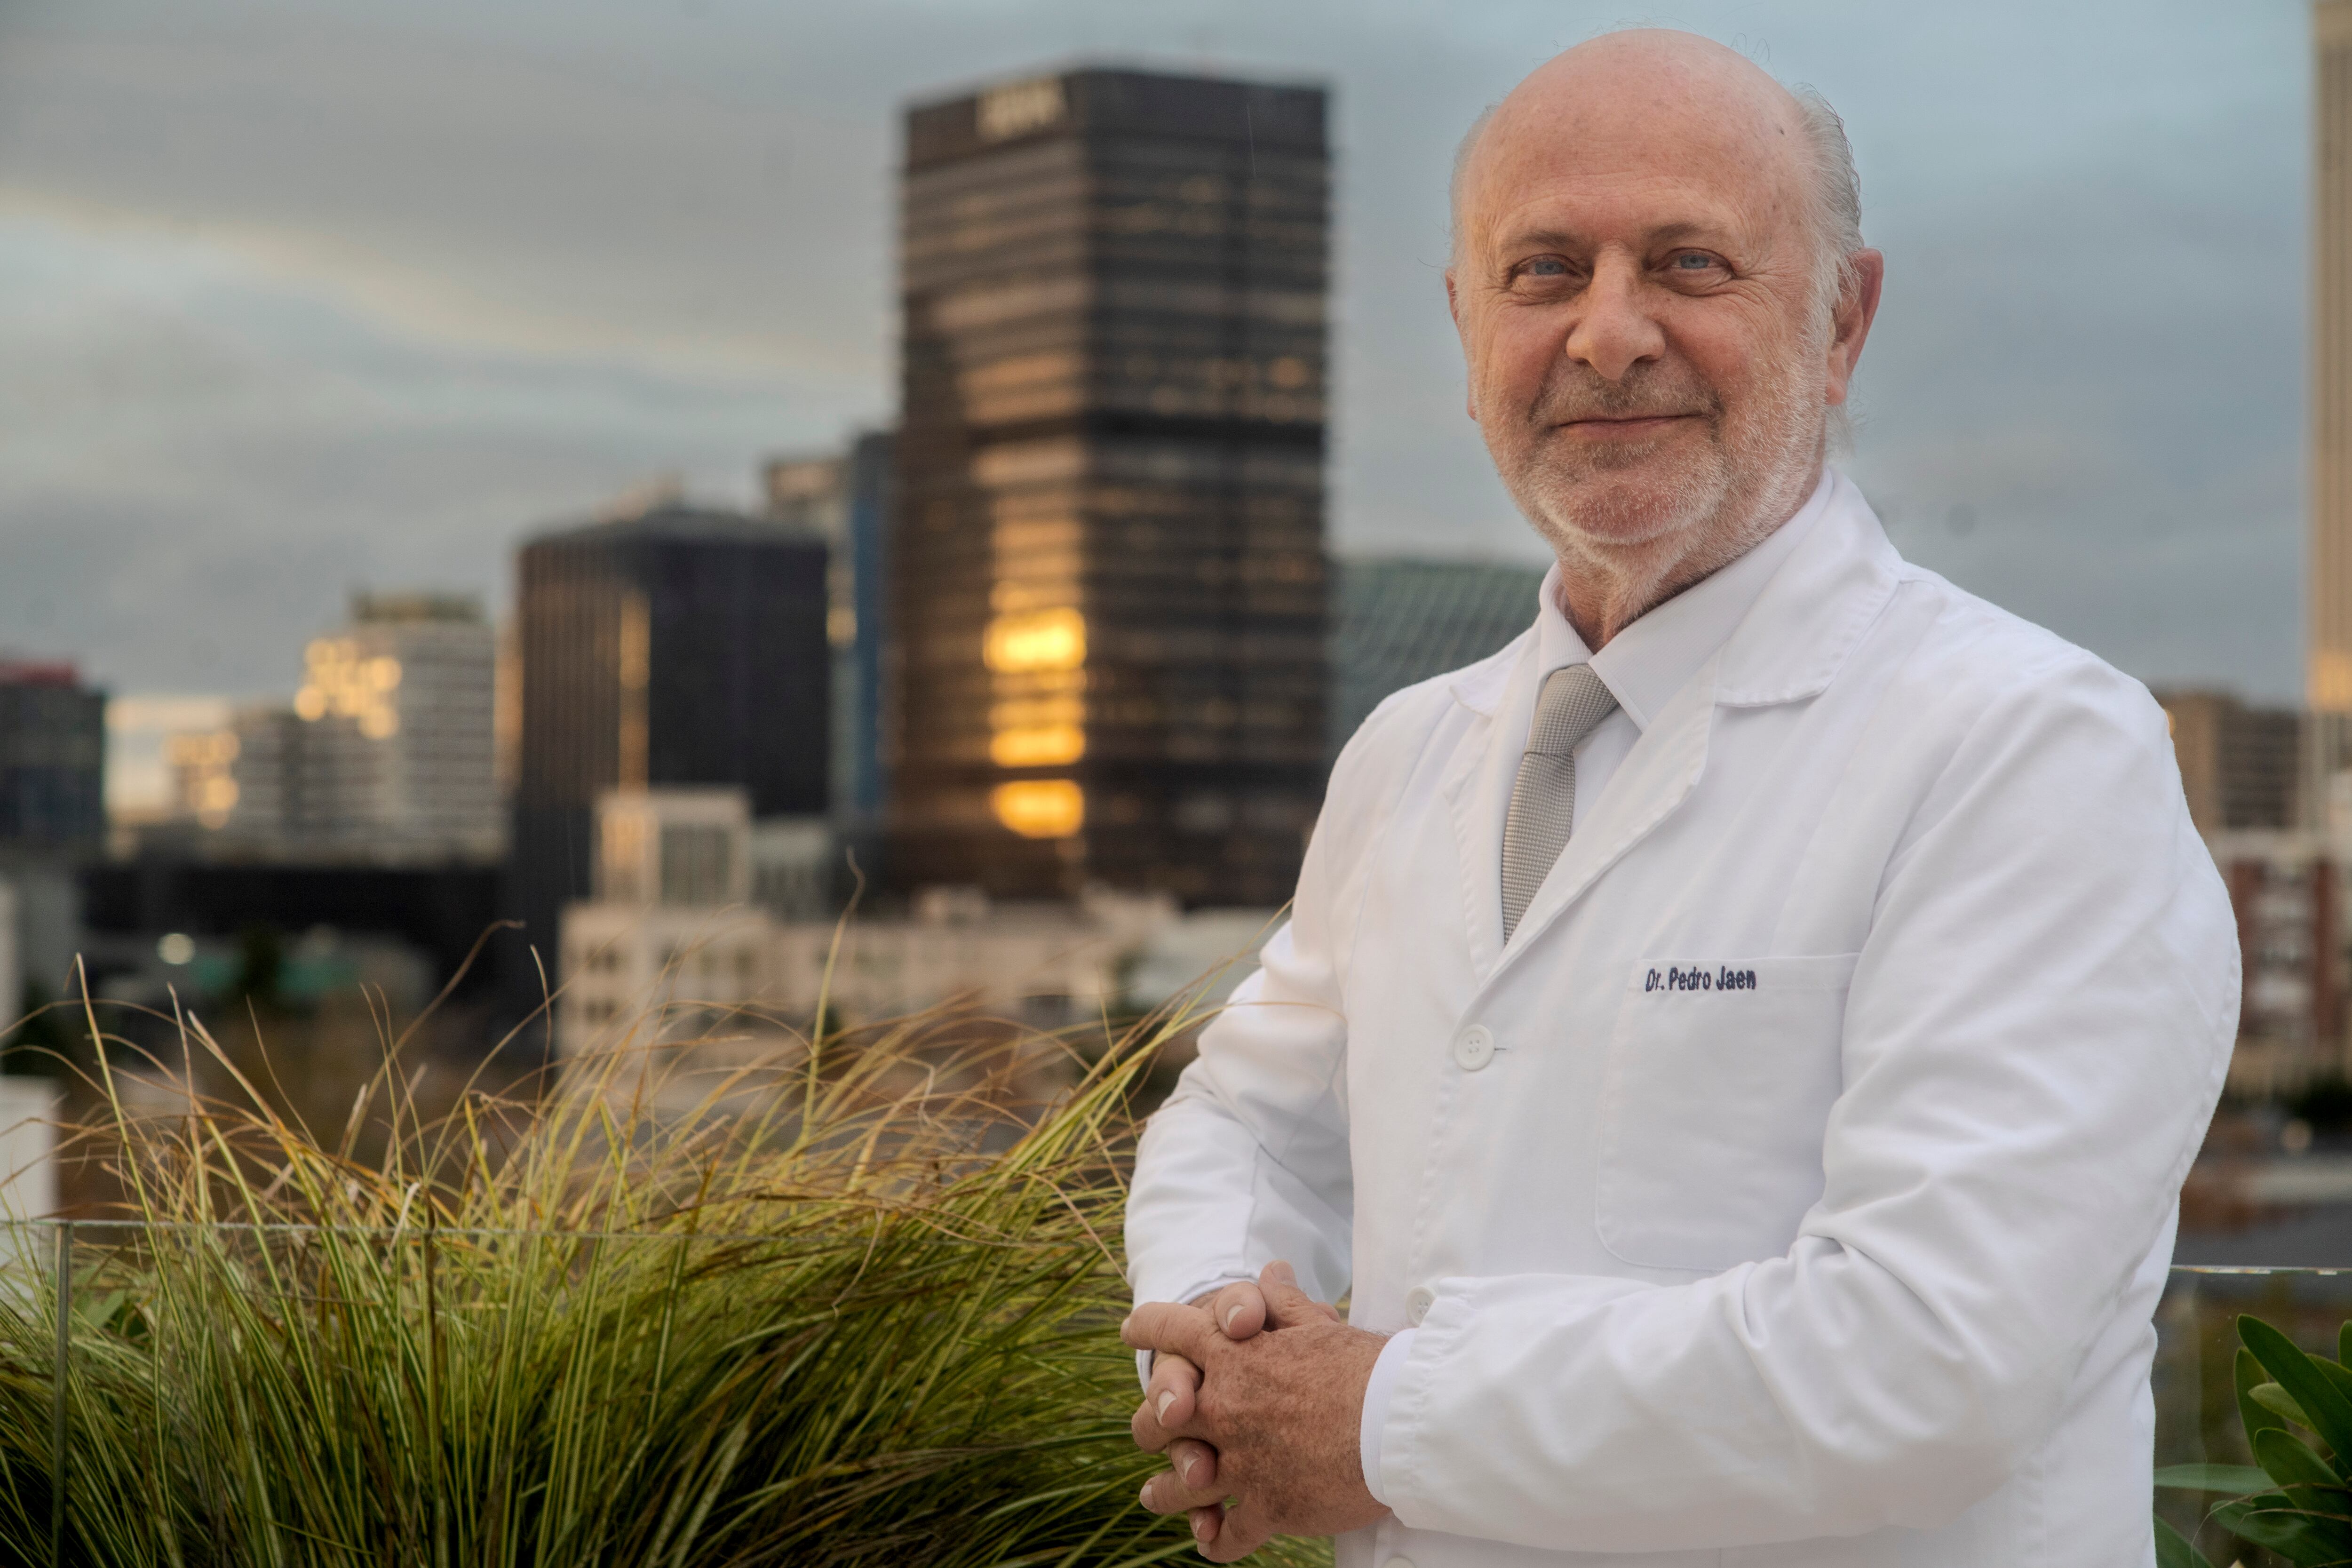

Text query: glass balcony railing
(2155, 1265), (2352, 1561)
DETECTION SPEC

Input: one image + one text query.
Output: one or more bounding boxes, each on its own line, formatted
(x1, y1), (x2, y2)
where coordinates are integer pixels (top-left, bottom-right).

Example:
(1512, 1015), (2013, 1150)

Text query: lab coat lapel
(1481, 476), (1904, 979)
(1492, 659), (1717, 969)
(1441, 631), (1536, 979)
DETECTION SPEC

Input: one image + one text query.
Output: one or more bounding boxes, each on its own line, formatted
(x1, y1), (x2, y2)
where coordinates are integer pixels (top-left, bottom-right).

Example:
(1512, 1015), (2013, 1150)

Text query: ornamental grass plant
(0, 963), (1329, 1567)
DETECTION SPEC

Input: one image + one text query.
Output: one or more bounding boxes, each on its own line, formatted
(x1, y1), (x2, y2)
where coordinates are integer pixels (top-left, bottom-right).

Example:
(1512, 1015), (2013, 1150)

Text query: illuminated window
(984, 607), (1085, 673)
(990, 725), (1084, 766)
(295, 638), (402, 737)
(991, 779), (1084, 838)
(977, 77), (1066, 142)
(2316, 651), (2352, 713)
(167, 728), (243, 829)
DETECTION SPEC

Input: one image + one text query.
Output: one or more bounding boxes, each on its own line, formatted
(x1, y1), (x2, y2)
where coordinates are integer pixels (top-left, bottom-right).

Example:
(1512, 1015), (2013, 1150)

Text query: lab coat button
(1452, 1025), (1495, 1071)
(1405, 1285), (1435, 1325)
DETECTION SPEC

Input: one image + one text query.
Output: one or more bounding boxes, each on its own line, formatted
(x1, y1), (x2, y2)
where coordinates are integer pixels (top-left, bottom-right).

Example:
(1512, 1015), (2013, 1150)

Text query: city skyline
(0, 0), (2307, 715)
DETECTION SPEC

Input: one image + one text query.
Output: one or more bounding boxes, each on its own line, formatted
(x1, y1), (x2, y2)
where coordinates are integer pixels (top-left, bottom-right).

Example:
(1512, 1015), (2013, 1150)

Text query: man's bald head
(1440, 27), (1884, 649)
(1452, 32), (1862, 320)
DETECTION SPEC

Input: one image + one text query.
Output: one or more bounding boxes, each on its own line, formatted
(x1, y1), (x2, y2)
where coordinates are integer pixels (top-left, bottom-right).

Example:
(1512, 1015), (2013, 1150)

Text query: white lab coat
(1125, 474), (2238, 1568)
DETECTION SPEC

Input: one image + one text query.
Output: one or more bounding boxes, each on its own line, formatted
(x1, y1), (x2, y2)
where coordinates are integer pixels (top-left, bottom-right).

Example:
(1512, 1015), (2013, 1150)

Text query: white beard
(1485, 334), (1829, 625)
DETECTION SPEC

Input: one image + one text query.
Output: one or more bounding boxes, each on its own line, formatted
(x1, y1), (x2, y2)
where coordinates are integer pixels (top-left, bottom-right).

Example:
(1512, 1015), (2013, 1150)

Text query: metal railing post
(50, 1220), (70, 1565)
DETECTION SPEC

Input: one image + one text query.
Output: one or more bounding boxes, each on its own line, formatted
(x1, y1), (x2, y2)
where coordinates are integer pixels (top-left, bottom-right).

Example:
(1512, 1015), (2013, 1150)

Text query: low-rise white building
(0, 1076), (58, 1222)
(560, 789), (774, 1056)
(766, 883), (1178, 1030)
(557, 788), (1270, 1059)
(560, 900), (777, 1053)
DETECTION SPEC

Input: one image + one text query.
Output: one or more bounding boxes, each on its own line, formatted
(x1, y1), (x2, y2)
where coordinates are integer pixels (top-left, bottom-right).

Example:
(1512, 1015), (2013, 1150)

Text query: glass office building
(763, 430), (897, 838)
(892, 67), (1330, 905)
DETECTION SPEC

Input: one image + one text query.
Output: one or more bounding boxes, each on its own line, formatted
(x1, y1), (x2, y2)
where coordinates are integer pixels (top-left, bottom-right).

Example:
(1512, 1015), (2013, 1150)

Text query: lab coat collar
(1441, 468), (1902, 976)
(1442, 631), (1529, 721)
(1713, 469), (1904, 708)
(1581, 468), (1835, 731)
(1443, 468), (1894, 721)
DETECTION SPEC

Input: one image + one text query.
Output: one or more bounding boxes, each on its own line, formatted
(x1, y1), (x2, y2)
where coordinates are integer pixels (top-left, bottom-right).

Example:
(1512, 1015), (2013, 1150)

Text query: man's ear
(1824, 248), (1884, 408)
(1446, 269), (1479, 422)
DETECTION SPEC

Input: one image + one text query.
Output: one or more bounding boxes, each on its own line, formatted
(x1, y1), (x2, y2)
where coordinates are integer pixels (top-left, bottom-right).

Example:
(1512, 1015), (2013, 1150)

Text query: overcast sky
(0, 0), (2311, 721)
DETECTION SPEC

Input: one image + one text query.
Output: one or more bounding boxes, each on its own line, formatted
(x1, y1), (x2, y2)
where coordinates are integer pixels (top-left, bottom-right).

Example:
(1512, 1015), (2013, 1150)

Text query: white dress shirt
(1356, 470), (1836, 1500)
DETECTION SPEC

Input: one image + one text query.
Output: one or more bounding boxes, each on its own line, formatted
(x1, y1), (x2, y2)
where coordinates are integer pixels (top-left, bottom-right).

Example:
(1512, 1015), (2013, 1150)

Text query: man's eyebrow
(1482, 222), (1581, 258)
(1487, 218), (1738, 255)
(1644, 220), (1732, 248)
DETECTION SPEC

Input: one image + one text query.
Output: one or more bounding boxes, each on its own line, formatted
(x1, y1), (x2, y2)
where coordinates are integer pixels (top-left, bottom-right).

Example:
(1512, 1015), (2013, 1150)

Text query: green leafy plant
(0, 979), (1330, 1567)
(2155, 1315), (2352, 1566)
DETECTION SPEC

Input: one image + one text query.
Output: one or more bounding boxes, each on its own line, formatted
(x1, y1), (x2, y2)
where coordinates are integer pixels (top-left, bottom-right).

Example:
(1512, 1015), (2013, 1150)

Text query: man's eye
(1671, 253), (1719, 271)
(1521, 257), (1569, 278)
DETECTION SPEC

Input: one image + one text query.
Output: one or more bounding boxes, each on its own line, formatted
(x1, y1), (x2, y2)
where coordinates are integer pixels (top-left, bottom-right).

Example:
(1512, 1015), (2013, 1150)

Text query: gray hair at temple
(1447, 79), (1867, 333)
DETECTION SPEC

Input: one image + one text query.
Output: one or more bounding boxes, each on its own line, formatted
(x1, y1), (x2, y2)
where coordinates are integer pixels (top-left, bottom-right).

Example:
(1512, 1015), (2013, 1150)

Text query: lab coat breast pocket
(1595, 953), (1861, 1272)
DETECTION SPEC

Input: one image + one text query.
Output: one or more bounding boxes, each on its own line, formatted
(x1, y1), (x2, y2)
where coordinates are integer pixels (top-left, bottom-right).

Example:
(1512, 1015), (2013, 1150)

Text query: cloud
(0, 187), (848, 382)
(1845, 96), (2304, 699)
(0, 0), (2314, 704)
(0, 215), (842, 695)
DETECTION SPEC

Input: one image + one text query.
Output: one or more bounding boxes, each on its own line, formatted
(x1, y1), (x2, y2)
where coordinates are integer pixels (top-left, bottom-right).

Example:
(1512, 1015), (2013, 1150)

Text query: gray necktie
(1500, 664), (1619, 941)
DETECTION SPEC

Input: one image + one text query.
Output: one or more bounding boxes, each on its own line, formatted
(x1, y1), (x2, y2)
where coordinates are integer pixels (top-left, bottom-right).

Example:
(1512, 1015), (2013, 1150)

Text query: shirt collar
(1532, 465), (1838, 732)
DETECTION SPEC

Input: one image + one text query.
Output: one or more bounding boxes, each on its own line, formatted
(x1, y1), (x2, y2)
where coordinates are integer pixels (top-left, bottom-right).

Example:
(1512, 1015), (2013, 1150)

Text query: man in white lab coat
(1119, 27), (2239, 1568)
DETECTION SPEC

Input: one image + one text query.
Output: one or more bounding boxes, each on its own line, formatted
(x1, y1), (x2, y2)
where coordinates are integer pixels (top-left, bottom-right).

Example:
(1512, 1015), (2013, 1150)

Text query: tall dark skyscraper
(505, 503), (829, 1003)
(891, 67), (1329, 906)
(0, 661), (105, 859)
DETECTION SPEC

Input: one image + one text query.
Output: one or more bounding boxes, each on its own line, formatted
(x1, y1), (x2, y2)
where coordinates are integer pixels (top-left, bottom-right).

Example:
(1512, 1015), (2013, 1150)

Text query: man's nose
(1562, 257), (1664, 383)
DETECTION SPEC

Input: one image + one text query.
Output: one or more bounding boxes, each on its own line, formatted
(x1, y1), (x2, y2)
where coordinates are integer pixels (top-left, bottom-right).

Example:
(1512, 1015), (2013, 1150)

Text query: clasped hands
(1120, 1261), (1391, 1560)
